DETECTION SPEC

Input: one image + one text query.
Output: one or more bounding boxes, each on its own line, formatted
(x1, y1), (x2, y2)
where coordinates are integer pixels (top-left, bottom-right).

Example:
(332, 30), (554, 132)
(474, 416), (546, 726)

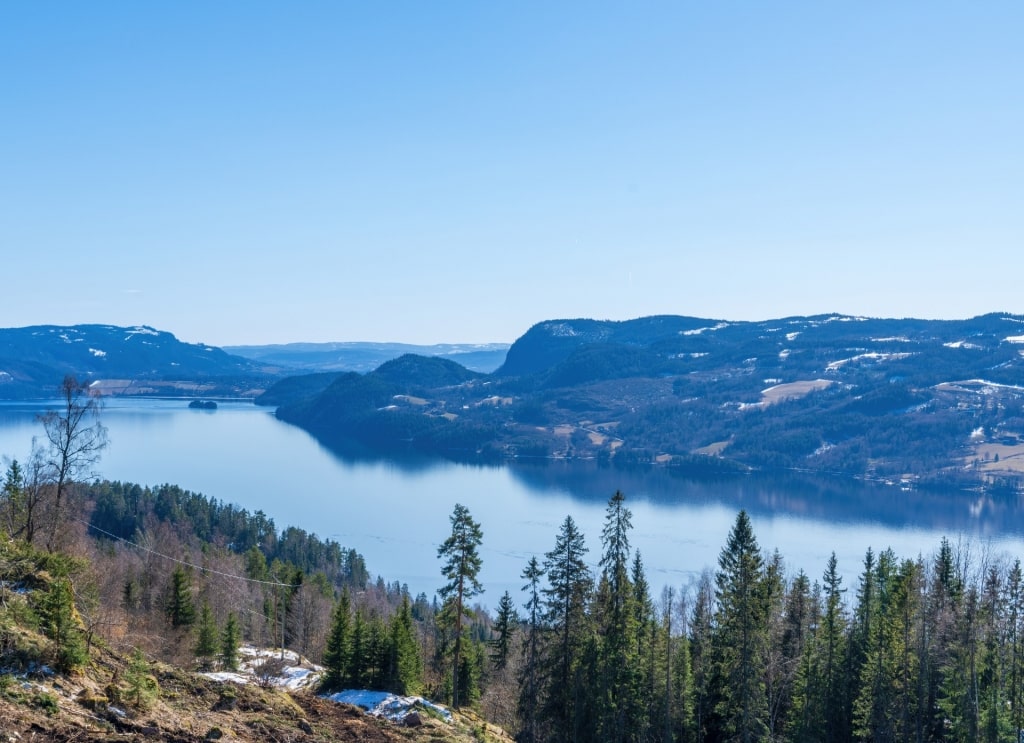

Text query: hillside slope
(0, 325), (274, 399)
(274, 313), (1024, 487)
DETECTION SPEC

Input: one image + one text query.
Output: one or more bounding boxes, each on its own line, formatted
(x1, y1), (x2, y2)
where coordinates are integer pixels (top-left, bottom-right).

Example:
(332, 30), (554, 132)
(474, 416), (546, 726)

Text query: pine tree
(713, 510), (769, 743)
(220, 612), (240, 671)
(436, 503), (484, 708)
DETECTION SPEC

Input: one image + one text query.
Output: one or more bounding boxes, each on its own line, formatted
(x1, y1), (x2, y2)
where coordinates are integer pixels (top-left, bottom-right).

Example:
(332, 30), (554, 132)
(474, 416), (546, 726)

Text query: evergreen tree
(771, 569), (815, 738)
(713, 509), (769, 743)
(852, 549), (920, 742)
(490, 590), (517, 671)
(690, 570), (717, 743)
(1007, 560), (1024, 742)
(541, 515), (593, 743)
(387, 594), (423, 694)
(322, 588), (352, 690)
(39, 575), (88, 672)
(220, 612), (240, 671)
(166, 566), (196, 628)
(194, 601), (218, 670)
(436, 503), (484, 708)
(596, 490), (638, 743)
(790, 552), (846, 743)
(123, 647), (160, 710)
(349, 608), (368, 687)
(632, 550), (655, 742)
(979, 565), (1008, 743)
(518, 555), (545, 743)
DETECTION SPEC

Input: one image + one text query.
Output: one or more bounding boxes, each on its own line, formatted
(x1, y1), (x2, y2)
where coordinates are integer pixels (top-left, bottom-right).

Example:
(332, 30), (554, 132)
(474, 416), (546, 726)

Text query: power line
(76, 518), (300, 588)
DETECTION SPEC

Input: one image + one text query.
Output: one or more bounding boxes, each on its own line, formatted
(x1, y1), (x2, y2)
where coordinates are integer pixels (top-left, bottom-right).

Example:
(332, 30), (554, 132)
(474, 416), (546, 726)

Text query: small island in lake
(188, 399), (218, 410)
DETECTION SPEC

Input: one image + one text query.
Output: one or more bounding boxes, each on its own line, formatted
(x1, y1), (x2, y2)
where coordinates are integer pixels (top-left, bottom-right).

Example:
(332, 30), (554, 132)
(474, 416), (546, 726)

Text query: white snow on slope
(1005, 336), (1024, 344)
(826, 352), (913, 371)
(201, 646), (322, 691)
(199, 646), (454, 725)
(89, 348), (106, 357)
(681, 322), (729, 336)
(326, 690), (452, 723)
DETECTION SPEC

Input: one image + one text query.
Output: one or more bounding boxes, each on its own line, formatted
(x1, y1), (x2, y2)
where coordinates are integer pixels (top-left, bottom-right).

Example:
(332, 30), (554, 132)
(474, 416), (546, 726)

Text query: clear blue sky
(2, 2), (1021, 346)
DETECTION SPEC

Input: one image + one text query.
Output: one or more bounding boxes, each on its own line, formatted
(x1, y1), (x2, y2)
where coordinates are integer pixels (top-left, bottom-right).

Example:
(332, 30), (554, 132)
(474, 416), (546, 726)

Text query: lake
(2, 397), (1023, 604)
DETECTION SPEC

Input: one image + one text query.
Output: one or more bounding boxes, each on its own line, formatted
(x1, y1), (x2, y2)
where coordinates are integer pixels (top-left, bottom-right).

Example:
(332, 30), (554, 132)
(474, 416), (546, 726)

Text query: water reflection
(2, 399), (1023, 600)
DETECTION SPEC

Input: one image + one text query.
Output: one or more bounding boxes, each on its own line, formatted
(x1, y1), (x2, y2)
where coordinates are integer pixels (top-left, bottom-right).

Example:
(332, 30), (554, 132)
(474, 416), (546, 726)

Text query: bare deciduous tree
(38, 375), (107, 550)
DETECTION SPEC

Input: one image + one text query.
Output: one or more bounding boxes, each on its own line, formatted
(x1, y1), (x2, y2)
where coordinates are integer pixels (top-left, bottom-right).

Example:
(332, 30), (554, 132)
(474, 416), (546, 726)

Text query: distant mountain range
(0, 325), (508, 399)
(225, 341), (509, 374)
(0, 325), (269, 399)
(267, 313), (1024, 489)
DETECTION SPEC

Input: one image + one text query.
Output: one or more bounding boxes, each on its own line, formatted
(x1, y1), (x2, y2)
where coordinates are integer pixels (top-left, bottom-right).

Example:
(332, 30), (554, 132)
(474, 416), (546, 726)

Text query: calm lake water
(2, 398), (1023, 604)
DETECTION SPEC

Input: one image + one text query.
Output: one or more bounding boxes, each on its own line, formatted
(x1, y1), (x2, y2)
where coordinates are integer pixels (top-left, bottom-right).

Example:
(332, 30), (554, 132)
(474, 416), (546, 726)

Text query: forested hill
(270, 313), (1024, 488)
(0, 324), (272, 399)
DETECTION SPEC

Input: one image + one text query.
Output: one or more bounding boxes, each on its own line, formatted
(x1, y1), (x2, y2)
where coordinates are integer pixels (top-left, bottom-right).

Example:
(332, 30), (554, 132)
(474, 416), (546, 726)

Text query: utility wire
(76, 517), (300, 588)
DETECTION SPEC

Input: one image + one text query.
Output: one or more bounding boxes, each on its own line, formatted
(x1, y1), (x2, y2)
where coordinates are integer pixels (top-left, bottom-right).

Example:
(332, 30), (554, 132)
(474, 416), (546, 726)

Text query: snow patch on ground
(88, 348), (107, 357)
(785, 331), (801, 341)
(1005, 335), (1024, 344)
(944, 341), (983, 349)
(326, 690), (452, 723)
(200, 646), (323, 691)
(198, 645), (455, 727)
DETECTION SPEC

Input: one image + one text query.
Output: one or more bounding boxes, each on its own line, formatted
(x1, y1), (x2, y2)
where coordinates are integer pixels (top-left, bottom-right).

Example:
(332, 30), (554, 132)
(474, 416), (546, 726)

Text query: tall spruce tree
(713, 509), (769, 743)
(518, 556), (545, 743)
(690, 570), (717, 743)
(436, 503), (483, 708)
(596, 490), (637, 743)
(491, 590), (517, 671)
(220, 612), (240, 671)
(541, 515), (592, 743)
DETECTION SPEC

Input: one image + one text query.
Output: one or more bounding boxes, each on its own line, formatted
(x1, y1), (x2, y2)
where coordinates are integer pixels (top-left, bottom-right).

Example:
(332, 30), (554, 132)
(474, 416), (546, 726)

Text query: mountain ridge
(0, 324), (272, 399)
(270, 312), (1024, 489)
